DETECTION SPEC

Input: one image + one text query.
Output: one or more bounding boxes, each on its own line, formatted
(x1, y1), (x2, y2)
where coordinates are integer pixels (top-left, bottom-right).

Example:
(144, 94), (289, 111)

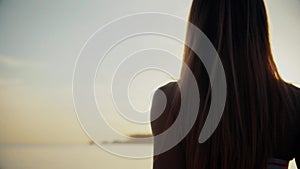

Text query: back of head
(180, 0), (296, 168)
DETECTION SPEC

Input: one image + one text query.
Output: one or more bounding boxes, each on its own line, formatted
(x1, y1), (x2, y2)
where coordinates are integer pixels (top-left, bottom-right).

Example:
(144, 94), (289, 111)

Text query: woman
(150, 0), (300, 169)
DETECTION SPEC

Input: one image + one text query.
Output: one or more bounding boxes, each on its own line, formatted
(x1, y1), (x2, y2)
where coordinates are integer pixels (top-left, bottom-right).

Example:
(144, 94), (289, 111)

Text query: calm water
(0, 144), (297, 169)
(0, 144), (152, 169)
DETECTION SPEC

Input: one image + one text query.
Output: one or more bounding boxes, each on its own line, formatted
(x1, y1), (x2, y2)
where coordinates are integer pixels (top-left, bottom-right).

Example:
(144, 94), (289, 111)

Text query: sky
(0, 0), (299, 145)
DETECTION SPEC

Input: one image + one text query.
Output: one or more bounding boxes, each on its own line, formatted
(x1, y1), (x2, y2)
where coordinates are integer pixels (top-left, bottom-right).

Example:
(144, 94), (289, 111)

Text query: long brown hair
(176, 0), (295, 168)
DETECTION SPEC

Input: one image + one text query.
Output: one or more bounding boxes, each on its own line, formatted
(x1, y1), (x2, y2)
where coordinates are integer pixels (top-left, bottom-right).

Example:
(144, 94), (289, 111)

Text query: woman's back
(151, 82), (300, 169)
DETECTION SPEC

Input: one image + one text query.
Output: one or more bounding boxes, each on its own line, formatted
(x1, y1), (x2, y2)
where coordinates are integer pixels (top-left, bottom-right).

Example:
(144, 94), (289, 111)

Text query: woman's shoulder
(286, 83), (300, 146)
(151, 81), (179, 114)
(286, 83), (300, 106)
(284, 83), (300, 126)
(150, 81), (180, 135)
(156, 81), (179, 95)
(287, 83), (300, 93)
(288, 84), (300, 169)
(152, 81), (180, 107)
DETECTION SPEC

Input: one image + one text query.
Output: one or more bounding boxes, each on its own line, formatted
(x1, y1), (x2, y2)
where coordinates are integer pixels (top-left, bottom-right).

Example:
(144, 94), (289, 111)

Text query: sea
(0, 144), (297, 169)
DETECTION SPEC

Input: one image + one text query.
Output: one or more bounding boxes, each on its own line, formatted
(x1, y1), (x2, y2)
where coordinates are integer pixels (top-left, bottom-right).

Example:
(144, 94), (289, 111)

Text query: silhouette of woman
(151, 0), (300, 168)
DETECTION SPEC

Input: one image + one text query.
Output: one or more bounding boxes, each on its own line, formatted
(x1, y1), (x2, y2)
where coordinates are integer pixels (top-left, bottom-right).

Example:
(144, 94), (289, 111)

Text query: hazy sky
(0, 0), (299, 144)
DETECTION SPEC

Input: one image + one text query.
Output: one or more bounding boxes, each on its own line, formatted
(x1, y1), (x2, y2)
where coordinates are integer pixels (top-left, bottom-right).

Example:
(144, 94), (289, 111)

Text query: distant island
(88, 133), (153, 145)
